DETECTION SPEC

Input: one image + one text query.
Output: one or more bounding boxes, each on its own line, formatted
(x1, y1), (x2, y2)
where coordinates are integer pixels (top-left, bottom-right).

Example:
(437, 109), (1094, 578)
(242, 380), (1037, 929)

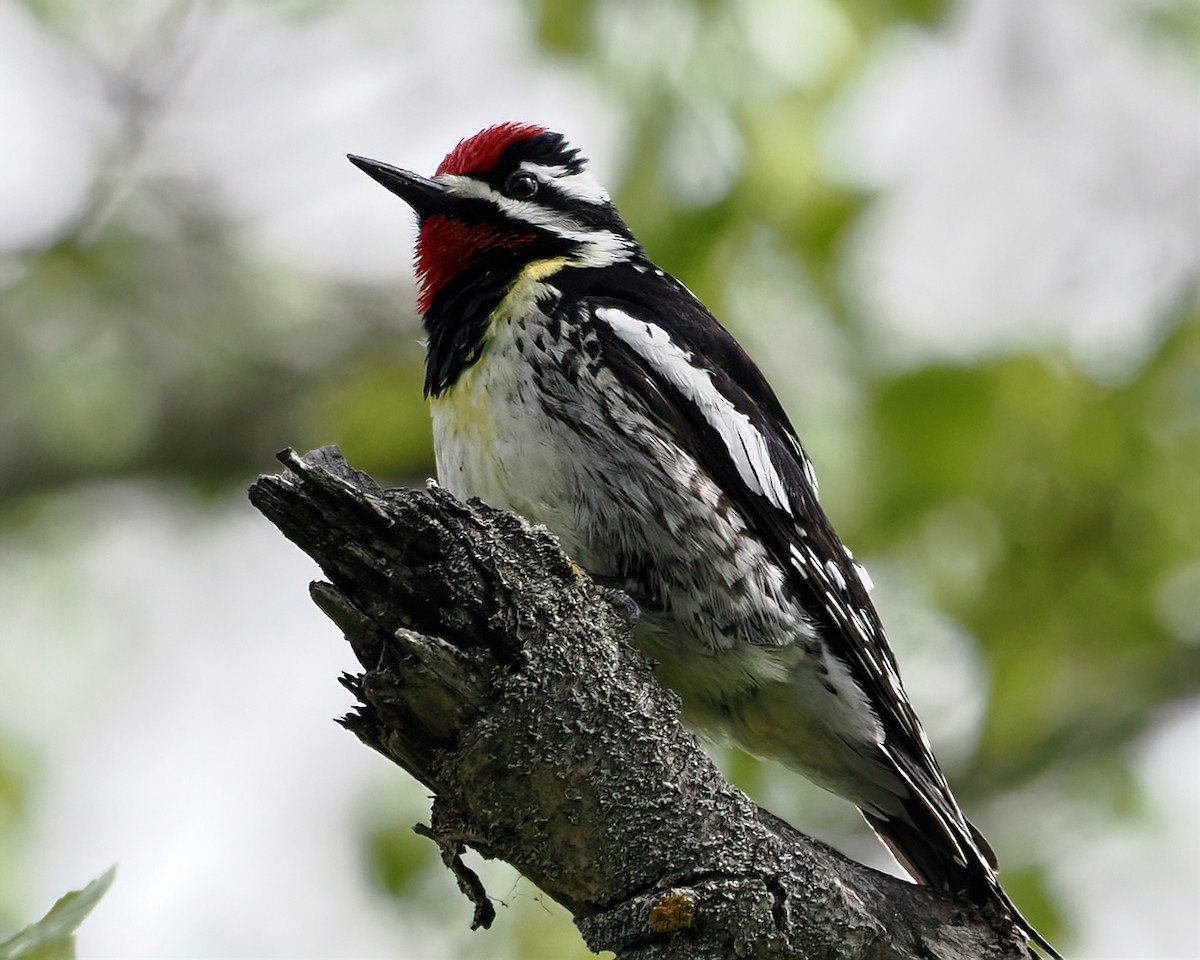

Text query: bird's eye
(504, 170), (539, 200)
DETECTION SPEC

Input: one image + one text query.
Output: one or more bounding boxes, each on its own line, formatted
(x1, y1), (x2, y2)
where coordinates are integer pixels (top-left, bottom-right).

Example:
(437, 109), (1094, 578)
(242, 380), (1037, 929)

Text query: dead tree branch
(248, 446), (1029, 960)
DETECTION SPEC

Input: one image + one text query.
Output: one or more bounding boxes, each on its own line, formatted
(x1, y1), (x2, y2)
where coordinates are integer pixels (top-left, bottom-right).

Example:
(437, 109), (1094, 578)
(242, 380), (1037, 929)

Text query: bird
(347, 122), (1057, 957)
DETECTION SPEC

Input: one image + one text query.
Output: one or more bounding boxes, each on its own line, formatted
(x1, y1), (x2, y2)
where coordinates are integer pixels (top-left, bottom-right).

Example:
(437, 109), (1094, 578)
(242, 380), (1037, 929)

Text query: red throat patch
(416, 216), (536, 313)
(416, 122), (547, 312)
(436, 122), (548, 176)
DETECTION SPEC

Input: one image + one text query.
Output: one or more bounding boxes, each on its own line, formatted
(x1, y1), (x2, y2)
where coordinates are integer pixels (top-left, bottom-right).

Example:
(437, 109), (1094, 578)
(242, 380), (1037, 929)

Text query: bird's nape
(347, 122), (1059, 958)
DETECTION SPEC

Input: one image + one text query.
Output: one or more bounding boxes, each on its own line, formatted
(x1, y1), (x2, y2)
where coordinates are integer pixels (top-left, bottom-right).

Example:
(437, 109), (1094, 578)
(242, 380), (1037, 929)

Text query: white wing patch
(597, 306), (792, 512)
(855, 562), (875, 593)
(842, 546), (875, 593)
(784, 432), (819, 494)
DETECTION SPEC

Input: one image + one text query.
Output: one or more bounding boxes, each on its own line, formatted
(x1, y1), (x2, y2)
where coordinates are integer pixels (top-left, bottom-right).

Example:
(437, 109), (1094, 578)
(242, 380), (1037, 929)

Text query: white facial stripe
(878, 742), (970, 862)
(519, 161), (610, 203)
(437, 173), (631, 264)
(597, 306), (792, 512)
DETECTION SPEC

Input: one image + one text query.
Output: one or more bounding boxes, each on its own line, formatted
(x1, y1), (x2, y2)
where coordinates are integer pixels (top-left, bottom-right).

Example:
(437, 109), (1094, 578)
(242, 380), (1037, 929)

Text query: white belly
(429, 314), (578, 543)
(424, 301), (896, 813)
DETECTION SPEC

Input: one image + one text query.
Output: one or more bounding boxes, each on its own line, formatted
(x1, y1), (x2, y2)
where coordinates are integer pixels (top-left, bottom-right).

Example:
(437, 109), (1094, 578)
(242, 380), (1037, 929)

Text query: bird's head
(349, 123), (637, 315)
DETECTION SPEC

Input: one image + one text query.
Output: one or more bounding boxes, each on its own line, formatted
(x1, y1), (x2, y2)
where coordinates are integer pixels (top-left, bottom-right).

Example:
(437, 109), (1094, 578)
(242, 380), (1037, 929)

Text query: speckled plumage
(348, 124), (1057, 957)
(432, 284), (898, 811)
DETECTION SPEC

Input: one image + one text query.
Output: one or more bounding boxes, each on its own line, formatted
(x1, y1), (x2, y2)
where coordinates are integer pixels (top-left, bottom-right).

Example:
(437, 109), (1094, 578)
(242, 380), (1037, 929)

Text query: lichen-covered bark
(248, 446), (1029, 959)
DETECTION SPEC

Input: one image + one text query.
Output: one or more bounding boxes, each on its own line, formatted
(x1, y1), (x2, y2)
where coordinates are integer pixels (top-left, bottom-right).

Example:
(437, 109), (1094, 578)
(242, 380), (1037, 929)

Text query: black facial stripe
(422, 239), (565, 397)
(445, 131), (635, 241)
(495, 131), (583, 177)
(427, 187), (628, 245)
(525, 184), (619, 223)
(478, 131), (583, 197)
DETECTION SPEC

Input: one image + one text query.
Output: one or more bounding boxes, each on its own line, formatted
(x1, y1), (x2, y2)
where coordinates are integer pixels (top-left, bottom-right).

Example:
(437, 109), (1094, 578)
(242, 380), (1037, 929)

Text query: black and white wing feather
(555, 265), (1055, 956)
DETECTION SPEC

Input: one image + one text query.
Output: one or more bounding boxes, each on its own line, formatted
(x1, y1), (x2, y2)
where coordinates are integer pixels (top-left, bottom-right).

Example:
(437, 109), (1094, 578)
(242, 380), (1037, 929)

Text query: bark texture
(248, 446), (1030, 960)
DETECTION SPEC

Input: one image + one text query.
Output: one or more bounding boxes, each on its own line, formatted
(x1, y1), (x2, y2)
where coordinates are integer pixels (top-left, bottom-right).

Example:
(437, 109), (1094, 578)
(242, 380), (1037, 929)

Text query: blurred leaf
(365, 821), (435, 898)
(859, 316), (1200, 787)
(1142, 2), (1200, 60)
(527, 0), (595, 54)
(995, 864), (1064, 953)
(0, 868), (114, 960)
(5, 2), (1194, 955)
(838, 0), (950, 31)
(508, 878), (608, 960)
(0, 738), (32, 840)
(299, 354), (434, 480)
(721, 745), (767, 797)
(0, 197), (414, 496)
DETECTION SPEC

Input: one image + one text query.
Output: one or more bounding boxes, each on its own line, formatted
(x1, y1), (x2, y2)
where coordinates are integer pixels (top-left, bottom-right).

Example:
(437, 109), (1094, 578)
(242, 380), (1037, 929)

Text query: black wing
(556, 264), (1009, 902)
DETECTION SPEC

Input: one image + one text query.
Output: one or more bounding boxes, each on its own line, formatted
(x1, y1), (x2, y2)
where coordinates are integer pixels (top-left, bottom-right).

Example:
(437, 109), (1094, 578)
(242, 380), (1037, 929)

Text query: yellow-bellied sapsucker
(349, 122), (1056, 957)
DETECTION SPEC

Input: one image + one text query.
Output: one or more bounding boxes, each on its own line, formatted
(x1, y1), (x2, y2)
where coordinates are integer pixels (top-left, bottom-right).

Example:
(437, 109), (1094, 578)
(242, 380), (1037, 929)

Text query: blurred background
(0, 0), (1197, 957)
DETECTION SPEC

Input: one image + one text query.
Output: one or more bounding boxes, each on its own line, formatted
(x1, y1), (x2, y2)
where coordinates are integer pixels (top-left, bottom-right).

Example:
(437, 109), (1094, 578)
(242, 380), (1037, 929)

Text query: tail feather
(863, 805), (1060, 959)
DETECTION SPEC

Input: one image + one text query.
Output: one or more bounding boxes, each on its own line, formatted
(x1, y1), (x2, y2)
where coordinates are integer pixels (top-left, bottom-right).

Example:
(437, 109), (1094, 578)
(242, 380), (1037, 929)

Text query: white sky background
(832, 0), (1200, 380)
(0, 0), (1197, 957)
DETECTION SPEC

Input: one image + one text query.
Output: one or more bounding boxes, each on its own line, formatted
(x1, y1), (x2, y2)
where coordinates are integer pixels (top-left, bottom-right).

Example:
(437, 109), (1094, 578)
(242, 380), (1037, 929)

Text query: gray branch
(248, 446), (1029, 960)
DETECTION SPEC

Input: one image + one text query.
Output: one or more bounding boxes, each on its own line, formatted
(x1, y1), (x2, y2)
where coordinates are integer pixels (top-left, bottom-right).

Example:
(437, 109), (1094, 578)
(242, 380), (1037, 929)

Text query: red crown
(435, 122), (548, 176)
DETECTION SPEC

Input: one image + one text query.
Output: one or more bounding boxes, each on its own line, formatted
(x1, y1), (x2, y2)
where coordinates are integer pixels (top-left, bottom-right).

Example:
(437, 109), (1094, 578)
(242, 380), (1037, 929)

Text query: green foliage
(0, 741), (30, 845)
(993, 864), (1062, 951)
(0, 200), (426, 496)
(364, 820), (435, 898)
(299, 353), (434, 481)
(0, 742), (33, 936)
(528, 0), (595, 54)
(507, 888), (613, 960)
(4, 1), (1195, 956)
(0, 869), (114, 960)
(859, 320), (1200, 783)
